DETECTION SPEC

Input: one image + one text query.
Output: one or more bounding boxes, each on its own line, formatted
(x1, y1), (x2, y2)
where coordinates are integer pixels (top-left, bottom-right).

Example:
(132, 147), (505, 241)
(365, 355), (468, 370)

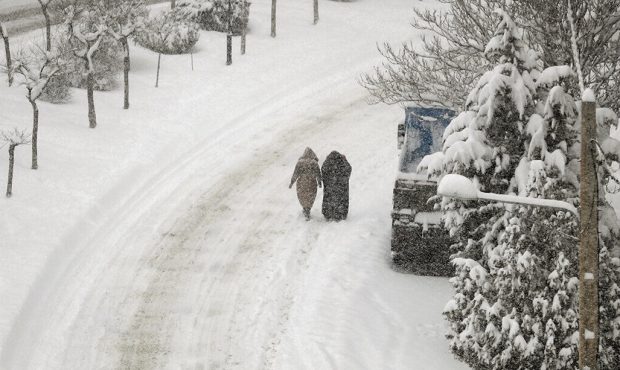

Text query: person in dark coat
(289, 147), (322, 220)
(321, 151), (351, 221)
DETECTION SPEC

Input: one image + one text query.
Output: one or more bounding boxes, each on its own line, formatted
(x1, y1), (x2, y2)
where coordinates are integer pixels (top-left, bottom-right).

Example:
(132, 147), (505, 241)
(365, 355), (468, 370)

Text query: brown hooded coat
(290, 148), (322, 209)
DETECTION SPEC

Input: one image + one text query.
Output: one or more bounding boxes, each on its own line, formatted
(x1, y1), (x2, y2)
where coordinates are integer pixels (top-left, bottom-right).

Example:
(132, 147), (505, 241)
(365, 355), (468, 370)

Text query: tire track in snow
(115, 95), (368, 369)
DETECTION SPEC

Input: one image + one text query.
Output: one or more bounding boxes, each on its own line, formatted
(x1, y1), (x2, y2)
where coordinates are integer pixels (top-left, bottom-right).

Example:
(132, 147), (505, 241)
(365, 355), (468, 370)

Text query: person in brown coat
(289, 147), (322, 220)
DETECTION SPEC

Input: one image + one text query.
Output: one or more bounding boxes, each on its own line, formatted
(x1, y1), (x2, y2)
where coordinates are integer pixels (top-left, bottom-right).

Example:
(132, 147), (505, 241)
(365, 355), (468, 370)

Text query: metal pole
(271, 0), (276, 37)
(226, 0), (232, 65)
(313, 0), (319, 25)
(579, 94), (599, 370)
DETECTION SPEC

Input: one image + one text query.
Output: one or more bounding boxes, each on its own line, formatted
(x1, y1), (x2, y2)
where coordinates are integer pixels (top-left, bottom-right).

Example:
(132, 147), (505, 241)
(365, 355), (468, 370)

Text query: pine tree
(420, 9), (620, 369)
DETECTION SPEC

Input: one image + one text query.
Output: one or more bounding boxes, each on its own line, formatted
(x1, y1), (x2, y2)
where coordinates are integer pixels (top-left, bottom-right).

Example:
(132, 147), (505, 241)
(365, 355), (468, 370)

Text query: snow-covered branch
(12, 47), (60, 101)
(1, 128), (31, 146)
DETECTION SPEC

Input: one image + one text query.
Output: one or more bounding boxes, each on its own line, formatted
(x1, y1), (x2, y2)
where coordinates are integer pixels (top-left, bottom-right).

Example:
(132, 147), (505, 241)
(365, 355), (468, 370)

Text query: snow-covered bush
(41, 26), (123, 103)
(40, 73), (71, 103)
(135, 10), (200, 55)
(175, 0), (250, 35)
(60, 31), (122, 90)
(418, 9), (620, 369)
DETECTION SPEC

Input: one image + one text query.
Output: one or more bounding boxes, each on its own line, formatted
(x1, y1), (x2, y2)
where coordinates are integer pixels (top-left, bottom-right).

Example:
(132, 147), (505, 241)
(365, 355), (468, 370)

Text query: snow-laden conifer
(420, 9), (620, 369)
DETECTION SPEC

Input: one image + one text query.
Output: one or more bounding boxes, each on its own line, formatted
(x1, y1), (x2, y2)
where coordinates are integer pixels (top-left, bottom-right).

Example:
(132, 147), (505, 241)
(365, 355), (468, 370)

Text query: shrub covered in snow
(40, 72), (71, 104)
(418, 9), (620, 369)
(41, 27), (123, 102)
(135, 10), (200, 55)
(65, 32), (122, 91)
(175, 0), (250, 35)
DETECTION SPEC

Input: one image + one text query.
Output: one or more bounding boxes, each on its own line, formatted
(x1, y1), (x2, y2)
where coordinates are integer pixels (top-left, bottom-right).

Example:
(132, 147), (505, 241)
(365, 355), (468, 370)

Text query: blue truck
(391, 107), (455, 276)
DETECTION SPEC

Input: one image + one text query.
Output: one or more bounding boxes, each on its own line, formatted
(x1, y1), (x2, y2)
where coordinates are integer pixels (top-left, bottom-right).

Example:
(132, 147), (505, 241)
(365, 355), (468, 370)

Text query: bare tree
(171, 0), (176, 9)
(64, 4), (107, 128)
(1, 129), (31, 198)
(271, 0), (276, 37)
(0, 22), (13, 86)
(360, 0), (620, 111)
(37, 0), (54, 51)
(100, 0), (147, 109)
(313, 0), (318, 25)
(12, 47), (60, 170)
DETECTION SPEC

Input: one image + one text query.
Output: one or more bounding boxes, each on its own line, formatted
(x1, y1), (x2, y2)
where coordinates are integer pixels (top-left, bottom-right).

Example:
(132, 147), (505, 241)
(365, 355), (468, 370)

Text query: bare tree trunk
(313, 0), (319, 25)
(171, 0), (176, 9)
(191, 52), (194, 71)
(87, 71), (97, 128)
(29, 98), (39, 169)
(122, 38), (130, 109)
(155, 53), (161, 87)
(241, 26), (246, 55)
(271, 0), (276, 37)
(226, 0), (232, 65)
(226, 33), (232, 65)
(6, 144), (15, 197)
(0, 24), (13, 86)
(42, 5), (51, 51)
(579, 98), (600, 370)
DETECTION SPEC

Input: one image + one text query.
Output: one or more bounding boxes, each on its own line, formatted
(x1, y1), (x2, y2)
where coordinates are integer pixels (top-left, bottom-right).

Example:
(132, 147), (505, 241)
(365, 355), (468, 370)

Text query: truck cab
(391, 107), (455, 276)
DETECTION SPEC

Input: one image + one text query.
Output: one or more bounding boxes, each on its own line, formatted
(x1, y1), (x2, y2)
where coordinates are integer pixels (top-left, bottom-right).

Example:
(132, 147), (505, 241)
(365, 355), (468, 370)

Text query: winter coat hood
(325, 151), (346, 164)
(301, 147), (319, 161)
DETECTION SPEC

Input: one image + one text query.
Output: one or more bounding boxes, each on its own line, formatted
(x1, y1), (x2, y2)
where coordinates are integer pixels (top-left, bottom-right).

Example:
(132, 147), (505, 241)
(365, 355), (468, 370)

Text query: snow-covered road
(1, 1), (467, 368)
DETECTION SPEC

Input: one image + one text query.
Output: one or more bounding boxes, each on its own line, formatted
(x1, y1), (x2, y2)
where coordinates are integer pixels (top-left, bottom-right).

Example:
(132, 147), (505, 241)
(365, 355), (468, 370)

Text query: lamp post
(579, 91), (599, 370)
(226, 0), (233, 66)
(437, 174), (579, 217)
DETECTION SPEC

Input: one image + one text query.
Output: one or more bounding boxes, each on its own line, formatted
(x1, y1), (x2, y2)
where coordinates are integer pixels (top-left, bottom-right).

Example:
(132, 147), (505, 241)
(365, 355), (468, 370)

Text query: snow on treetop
(536, 65), (574, 88)
(596, 107), (618, 129)
(417, 151), (443, 175)
(468, 64), (533, 121)
(582, 88), (596, 102)
(544, 85), (577, 121)
(484, 9), (538, 70)
(443, 111), (475, 141)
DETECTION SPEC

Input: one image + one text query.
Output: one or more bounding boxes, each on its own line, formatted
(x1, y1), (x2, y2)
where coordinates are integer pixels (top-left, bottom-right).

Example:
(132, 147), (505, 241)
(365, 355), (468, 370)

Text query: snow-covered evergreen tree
(419, 9), (620, 369)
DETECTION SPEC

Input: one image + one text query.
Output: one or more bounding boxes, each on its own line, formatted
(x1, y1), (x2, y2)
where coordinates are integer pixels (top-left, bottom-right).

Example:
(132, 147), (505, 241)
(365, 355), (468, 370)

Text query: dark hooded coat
(290, 148), (322, 209)
(321, 151), (351, 220)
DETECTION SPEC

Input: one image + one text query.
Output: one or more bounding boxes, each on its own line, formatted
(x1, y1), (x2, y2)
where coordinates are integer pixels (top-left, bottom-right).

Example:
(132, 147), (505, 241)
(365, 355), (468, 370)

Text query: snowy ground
(0, 0), (36, 11)
(0, 0), (467, 369)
